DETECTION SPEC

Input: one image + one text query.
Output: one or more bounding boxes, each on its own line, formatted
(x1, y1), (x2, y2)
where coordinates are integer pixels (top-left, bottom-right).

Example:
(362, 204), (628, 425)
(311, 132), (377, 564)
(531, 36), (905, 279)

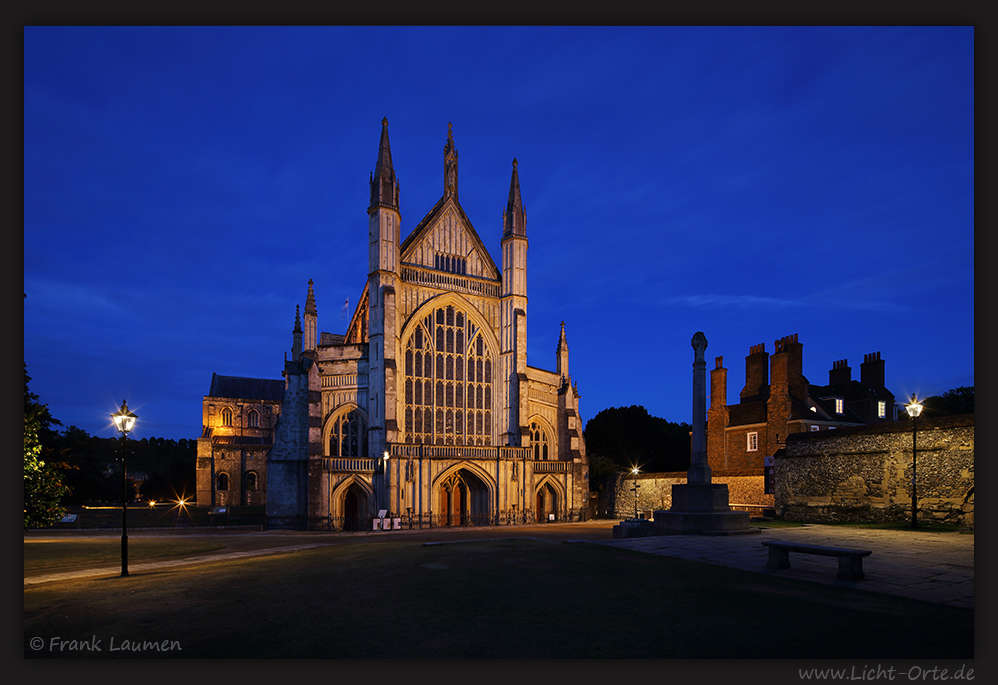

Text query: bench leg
(767, 546), (790, 570)
(837, 556), (865, 581)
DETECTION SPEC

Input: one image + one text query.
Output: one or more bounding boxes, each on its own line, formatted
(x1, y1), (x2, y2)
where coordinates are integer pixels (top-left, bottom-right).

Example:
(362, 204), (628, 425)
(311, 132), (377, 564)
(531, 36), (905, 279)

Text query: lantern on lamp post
(631, 467), (640, 520)
(111, 400), (137, 576)
(905, 394), (923, 529)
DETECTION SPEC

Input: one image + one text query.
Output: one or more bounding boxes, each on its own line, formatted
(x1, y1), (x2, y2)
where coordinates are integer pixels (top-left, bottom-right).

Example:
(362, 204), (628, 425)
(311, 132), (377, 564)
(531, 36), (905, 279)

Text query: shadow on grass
(24, 539), (972, 659)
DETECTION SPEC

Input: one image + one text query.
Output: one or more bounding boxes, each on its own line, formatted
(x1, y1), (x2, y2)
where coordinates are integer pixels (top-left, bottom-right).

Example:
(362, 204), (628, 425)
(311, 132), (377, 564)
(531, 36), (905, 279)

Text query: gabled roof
(728, 400), (767, 427)
(400, 195), (501, 280)
(207, 373), (285, 402)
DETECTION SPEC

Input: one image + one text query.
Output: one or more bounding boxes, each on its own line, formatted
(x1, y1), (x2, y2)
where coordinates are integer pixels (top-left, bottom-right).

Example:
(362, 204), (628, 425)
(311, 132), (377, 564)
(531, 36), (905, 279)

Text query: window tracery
(404, 304), (493, 445)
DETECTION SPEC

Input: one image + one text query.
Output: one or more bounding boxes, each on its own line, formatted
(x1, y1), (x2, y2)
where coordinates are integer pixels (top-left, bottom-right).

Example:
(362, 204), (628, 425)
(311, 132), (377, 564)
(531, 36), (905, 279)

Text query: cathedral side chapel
(196, 119), (589, 530)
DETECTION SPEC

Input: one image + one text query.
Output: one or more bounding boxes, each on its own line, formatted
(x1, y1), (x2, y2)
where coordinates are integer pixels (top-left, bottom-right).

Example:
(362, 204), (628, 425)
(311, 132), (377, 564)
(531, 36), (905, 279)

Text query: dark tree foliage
(54, 429), (198, 505)
(584, 405), (691, 491)
(24, 364), (71, 528)
(921, 386), (974, 418)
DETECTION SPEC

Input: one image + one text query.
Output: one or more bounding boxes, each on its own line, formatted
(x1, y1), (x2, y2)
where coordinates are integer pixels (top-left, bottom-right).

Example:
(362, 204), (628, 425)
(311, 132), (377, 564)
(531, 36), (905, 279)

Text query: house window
(747, 432), (758, 452)
(247, 410), (259, 428)
(834, 398), (844, 414)
(217, 473), (229, 491)
(245, 471), (258, 491)
(878, 401), (886, 419)
(221, 408), (233, 426)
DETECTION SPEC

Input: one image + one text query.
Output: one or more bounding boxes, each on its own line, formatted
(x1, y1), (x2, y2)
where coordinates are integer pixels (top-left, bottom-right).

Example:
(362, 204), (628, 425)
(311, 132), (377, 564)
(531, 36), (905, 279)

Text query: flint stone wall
(776, 414), (974, 528)
(601, 470), (772, 519)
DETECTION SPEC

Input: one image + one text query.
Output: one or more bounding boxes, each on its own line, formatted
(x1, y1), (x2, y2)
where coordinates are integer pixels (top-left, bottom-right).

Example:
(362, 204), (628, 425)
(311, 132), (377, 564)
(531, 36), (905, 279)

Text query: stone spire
(304, 279), (317, 316)
(369, 117), (399, 211)
(503, 158), (526, 238)
(443, 122), (458, 201)
(556, 321), (570, 380)
(303, 279), (317, 353)
(291, 305), (303, 361)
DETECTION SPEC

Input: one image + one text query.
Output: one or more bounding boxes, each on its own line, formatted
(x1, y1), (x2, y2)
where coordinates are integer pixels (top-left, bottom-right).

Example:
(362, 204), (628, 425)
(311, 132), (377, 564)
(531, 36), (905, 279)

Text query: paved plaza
(600, 524), (974, 608)
(24, 521), (973, 609)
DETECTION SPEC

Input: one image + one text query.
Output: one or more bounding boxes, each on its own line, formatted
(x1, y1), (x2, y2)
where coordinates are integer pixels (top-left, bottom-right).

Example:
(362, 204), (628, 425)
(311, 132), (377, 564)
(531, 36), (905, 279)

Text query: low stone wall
(600, 470), (772, 519)
(776, 414), (974, 528)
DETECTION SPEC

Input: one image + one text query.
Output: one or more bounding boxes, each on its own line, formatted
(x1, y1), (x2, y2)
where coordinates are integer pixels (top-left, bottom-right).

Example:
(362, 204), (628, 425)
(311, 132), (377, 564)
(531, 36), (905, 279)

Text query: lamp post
(631, 467), (640, 520)
(905, 394), (923, 529)
(111, 400), (137, 577)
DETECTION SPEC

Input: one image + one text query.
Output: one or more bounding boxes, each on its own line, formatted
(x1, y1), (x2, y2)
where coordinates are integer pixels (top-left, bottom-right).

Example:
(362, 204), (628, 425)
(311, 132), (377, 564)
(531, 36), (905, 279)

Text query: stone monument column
(688, 331), (711, 484)
(649, 331), (756, 536)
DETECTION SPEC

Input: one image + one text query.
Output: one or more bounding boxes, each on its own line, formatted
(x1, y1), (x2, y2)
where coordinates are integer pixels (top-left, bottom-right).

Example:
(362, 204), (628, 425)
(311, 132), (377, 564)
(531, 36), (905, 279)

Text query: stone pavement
(598, 524), (974, 609)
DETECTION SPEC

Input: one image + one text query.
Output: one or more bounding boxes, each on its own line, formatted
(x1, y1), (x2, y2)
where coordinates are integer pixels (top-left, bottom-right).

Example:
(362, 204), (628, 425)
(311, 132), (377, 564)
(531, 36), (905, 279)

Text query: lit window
(811, 425), (819, 432)
(834, 398), (844, 414)
(747, 432), (758, 452)
(878, 401), (886, 419)
(221, 408), (232, 426)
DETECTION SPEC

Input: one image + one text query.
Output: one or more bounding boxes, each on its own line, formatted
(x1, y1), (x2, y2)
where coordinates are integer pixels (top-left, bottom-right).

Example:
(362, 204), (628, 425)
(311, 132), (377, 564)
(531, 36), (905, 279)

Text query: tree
(583, 405), (691, 491)
(24, 364), (71, 529)
(922, 386), (974, 417)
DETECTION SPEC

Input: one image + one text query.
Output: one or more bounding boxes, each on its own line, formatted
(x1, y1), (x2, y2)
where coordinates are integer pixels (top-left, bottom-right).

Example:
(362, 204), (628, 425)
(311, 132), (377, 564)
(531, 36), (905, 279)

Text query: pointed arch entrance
(435, 466), (492, 527)
(331, 476), (374, 531)
(535, 477), (564, 523)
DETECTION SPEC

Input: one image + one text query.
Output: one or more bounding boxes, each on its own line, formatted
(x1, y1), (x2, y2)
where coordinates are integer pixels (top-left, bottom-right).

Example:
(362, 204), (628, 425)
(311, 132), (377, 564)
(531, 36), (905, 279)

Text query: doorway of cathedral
(340, 482), (370, 531)
(536, 483), (558, 522)
(437, 468), (490, 526)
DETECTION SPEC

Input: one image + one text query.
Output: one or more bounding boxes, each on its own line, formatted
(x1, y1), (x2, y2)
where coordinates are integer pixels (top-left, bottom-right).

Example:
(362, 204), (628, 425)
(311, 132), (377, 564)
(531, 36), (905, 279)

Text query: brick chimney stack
(860, 351), (885, 389)
(829, 359), (851, 386)
(740, 343), (769, 401)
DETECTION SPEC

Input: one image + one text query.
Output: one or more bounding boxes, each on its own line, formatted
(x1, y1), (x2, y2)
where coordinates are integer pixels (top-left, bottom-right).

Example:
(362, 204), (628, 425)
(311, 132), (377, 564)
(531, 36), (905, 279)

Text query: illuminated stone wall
(601, 471), (772, 519)
(776, 414), (974, 528)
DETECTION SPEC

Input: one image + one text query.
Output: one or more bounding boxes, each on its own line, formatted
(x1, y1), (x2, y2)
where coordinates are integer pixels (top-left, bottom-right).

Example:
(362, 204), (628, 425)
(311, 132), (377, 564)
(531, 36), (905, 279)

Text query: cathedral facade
(196, 119), (589, 530)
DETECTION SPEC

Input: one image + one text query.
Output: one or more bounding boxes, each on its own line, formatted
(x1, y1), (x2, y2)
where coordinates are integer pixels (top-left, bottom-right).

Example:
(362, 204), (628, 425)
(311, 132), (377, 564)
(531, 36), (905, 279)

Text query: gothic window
(221, 408), (232, 427)
(247, 410), (259, 428)
(329, 409), (368, 458)
(404, 304), (493, 446)
(217, 472), (229, 491)
(245, 471), (258, 491)
(530, 421), (550, 460)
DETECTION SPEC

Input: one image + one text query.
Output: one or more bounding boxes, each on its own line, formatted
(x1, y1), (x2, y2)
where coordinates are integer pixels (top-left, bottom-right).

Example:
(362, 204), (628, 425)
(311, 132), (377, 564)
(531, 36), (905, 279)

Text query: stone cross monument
(652, 331), (756, 535)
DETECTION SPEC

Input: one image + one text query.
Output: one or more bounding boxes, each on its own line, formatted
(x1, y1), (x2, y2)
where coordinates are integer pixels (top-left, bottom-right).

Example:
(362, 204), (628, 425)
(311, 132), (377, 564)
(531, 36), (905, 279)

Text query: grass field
(23, 537), (973, 659)
(24, 538), (227, 572)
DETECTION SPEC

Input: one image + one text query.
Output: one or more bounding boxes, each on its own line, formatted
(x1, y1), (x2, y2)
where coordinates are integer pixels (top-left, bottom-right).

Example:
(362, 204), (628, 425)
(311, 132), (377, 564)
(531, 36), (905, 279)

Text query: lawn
(24, 538), (227, 572)
(23, 538), (973, 659)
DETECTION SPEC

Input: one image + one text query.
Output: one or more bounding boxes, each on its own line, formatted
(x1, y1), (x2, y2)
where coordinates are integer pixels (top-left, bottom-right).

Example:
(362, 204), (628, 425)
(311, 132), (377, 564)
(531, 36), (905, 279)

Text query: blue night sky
(23, 26), (974, 442)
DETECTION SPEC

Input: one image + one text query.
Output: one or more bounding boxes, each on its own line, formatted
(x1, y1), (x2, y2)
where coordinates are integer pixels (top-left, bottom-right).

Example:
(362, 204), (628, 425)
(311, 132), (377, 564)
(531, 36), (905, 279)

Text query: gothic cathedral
(196, 120), (589, 530)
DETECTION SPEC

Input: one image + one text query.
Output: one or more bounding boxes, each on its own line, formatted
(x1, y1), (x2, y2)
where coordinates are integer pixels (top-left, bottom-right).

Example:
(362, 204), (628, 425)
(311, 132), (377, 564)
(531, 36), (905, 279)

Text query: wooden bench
(762, 541), (872, 581)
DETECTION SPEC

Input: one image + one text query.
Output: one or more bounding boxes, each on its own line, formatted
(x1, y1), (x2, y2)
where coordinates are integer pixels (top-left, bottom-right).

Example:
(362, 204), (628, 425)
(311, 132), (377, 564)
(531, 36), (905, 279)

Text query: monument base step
(651, 510), (757, 536)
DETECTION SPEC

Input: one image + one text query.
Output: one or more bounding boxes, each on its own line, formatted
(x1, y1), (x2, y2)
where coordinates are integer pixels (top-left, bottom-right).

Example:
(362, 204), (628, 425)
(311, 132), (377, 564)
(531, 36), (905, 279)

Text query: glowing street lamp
(631, 467), (640, 520)
(111, 400), (137, 577)
(905, 395), (923, 529)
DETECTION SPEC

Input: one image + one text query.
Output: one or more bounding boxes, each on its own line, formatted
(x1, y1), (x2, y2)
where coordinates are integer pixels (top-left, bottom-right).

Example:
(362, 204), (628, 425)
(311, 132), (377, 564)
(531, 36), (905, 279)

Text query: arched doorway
(344, 488), (360, 531)
(437, 468), (491, 526)
(333, 479), (373, 531)
(536, 482), (557, 522)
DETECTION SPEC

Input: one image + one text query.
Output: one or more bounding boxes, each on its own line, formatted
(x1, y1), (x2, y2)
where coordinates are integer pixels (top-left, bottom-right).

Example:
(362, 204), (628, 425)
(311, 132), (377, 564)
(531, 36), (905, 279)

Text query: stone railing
(323, 458), (375, 472)
(400, 265), (501, 298)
